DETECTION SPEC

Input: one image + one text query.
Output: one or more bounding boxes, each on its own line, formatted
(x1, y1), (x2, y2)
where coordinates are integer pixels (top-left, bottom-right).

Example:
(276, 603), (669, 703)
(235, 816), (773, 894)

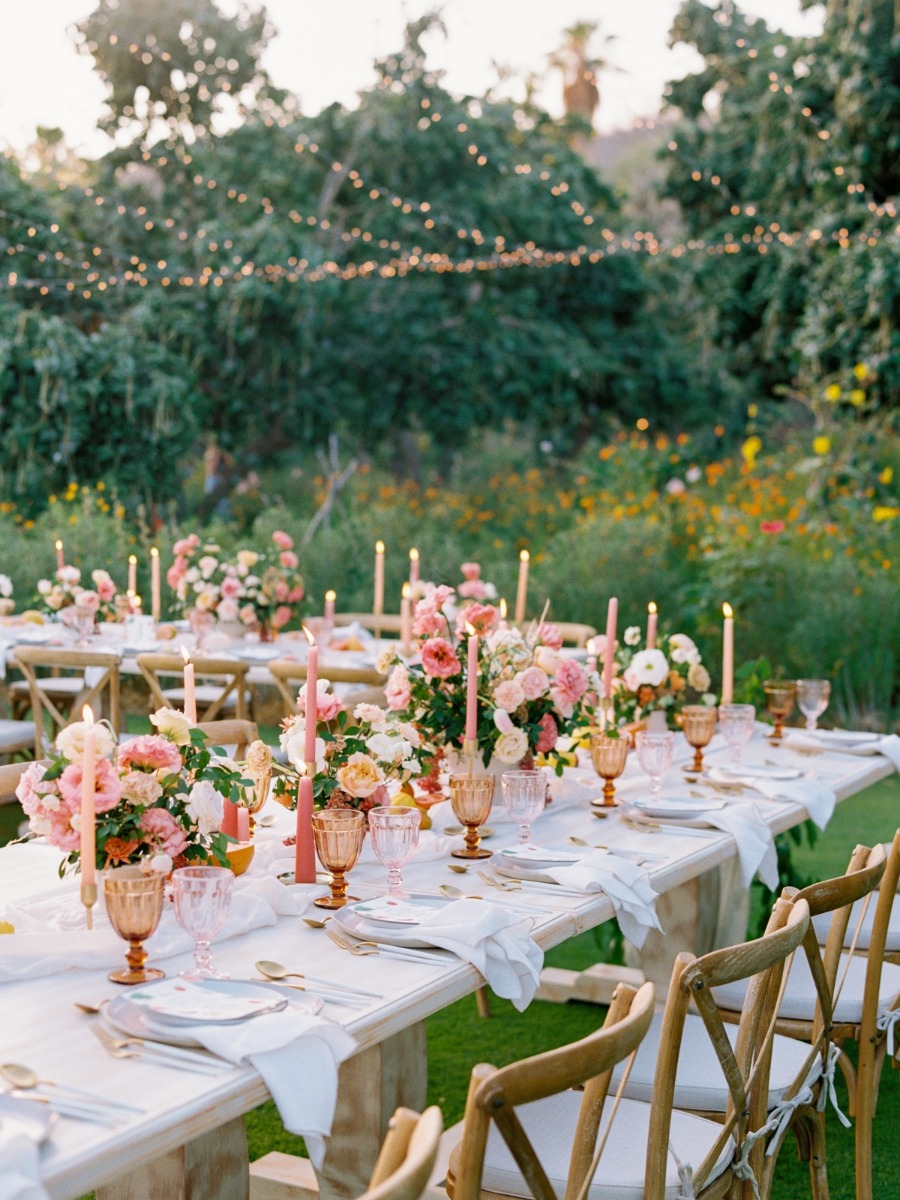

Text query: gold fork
(326, 927), (379, 956)
(476, 870), (521, 891)
(89, 1024), (226, 1073)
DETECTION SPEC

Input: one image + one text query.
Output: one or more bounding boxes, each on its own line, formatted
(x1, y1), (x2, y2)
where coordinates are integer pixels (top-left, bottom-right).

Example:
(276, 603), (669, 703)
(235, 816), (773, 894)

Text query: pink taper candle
(646, 602), (658, 651)
(721, 603), (734, 704)
(294, 776), (316, 883)
(373, 541), (385, 616)
(128, 555), (137, 595)
(602, 597), (618, 699)
(324, 590), (336, 622)
(303, 627), (318, 765)
(400, 583), (412, 656)
(79, 706), (97, 891)
(55, 539), (64, 571)
(220, 797), (239, 839)
(150, 547), (161, 622)
(236, 806), (250, 842)
(408, 547), (420, 587)
(181, 646), (197, 723)
(514, 550), (529, 623)
(465, 624), (479, 743)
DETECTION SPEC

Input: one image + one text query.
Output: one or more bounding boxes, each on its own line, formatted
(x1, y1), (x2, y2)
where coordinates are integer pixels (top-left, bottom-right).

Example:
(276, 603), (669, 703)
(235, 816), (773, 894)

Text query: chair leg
(475, 986), (491, 1019)
(855, 1037), (880, 1200)
(835, 1045), (858, 1116)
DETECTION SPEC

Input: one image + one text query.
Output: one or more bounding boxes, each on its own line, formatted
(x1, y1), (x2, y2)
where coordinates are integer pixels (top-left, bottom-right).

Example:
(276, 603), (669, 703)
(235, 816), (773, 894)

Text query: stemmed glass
(718, 704), (756, 763)
(172, 866), (234, 980)
(763, 681), (797, 740)
(368, 805), (421, 896)
(104, 866), (166, 985)
(635, 731), (674, 800)
(589, 733), (629, 808)
(188, 607), (215, 651)
(311, 810), (366, 908)
(680, 705), (718, 774)
(501, 771), (547, 843)
(73, 602), (96, 648)
(449, 775), (495, 860)
(796, 679), (831, 731)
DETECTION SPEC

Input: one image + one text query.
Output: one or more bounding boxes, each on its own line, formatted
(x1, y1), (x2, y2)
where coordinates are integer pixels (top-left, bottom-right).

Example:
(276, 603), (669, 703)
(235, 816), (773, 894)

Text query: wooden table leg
(97, 1115), (249, 1200)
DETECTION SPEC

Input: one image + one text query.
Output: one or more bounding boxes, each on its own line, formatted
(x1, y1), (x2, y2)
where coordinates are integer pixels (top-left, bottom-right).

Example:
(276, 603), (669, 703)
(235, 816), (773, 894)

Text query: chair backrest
(194, 719), (260, 759)
(334, 612), (403, 636)
(645, 895), (811, 1200)
(0, 760), (31, 804)
(11, 646), (121, 755)
(136, 653), (249, 721)
(268, 658), (386, 719)
(357, 1106), (444, 1200)
(450, 980), (656, 1200)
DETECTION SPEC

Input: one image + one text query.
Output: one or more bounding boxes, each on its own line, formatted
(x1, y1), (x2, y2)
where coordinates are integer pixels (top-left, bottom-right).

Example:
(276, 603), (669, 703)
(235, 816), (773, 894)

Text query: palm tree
(549, 21), (619, 127)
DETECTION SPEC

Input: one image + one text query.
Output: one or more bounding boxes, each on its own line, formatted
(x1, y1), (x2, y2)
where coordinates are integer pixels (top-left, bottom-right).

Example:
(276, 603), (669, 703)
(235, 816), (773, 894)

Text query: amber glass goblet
(311, 810), (366, 908)
(104, 866), (166, 986)
(681, 705), (719, 773)
(763, 681), (796, 740)
(589, 733), (629, 808)
(449, 775), (495, 859)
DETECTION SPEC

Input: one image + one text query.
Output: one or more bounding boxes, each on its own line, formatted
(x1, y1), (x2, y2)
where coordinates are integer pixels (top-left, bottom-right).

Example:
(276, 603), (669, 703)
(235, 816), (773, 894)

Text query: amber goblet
(680, 705), (719, 773)
(104, 866), (166, 986)
(763, 681), (797, 740)
(589, 733), (629, 808)
(311, 810), (366, 909)
(449, 775), (495, 859)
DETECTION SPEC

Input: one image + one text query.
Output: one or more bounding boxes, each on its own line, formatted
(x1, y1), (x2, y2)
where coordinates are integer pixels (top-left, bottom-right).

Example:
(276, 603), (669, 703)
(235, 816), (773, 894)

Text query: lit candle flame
(402, 582), (411, 599)
(302, 624), (315, 646)
(648, 601), (657, 614)
(150, 546), (159, 559)
(181, 645), (191, 664)
(723, 602), (734, 619)
(375, 540), (385, 554)
(128, 554), (137, 565)
(520, 549), (530, 563)
(82, 704), (94, 725)
(499, 598), (507, 619)
(325, 589), (336, 602)
(465, 622), (476, 637)
(409, 547), (419, 562)
(55, 539), (63, 551)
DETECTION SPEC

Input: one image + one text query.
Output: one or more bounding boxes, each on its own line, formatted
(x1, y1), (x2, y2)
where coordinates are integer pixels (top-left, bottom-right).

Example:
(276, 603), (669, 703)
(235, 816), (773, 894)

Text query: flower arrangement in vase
(603, 625), (717, 730)
(34, 567), (123, 622)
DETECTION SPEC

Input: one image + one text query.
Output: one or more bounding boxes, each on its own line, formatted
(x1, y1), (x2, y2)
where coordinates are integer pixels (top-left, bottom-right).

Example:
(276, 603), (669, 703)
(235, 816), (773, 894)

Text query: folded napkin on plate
(707, 768), (836, 830)
(785, 731), (900, 771)
(409, 899), (542, 1011)
(0, 1118), (48, 1200)
(537, 852), (662, 950)
(140, 1005), (355, 1170)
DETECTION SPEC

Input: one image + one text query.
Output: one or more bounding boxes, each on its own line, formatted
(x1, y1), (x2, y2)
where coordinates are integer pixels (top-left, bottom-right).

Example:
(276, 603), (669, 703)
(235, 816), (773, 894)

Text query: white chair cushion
(714, 955), (900, 1023)
(478, 1093), (731, 1200)
(8, 677), (85, 695)
(612, 1012), (812, 1111)
(0, 719), (36, 753)
(163, 686), (244, 709)
(811, 895), (900, 953)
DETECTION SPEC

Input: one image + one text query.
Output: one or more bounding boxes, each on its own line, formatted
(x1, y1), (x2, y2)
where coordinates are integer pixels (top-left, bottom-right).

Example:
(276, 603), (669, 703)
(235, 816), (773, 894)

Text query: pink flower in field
(516, 665), (549, 700)
(761, 520), (785, 534)
(536, 713), (559, 754)
(272, 605), (293, 629)
(119, 735), (182, 775)
(533, 622), (563, 651)
(15, 762), (59, 816)
(220, 575), (243, 599)
(140, 807), (189, 858)
(456, 603), (499, 637)
(385, 665), (412, 710)
(421, 638), (462, 679)
(279, 551), (299, 569)
(288, 585), (304, 603)
(272, 531), (294, 551)
(298, 680), (342, 722)
(58, 758), (123, 814)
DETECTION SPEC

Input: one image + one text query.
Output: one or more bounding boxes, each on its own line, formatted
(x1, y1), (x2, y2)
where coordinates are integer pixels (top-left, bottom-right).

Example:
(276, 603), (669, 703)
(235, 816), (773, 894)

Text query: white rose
(150, 706), (192, 744)
(375, 648), (396, 676)
(396, 721), (421, 747)
(146, 853), (173, 875)
(186, 567), (201, 584)
(37, 579), (52, 595)
(354, 703), (387, 728)
(533, 646), (559, 675)
(186, 779), (225, 835)
(198, 555), (219, 578)
(58, 566), (80, 585)
(279, 719), (326, 772)
(57, 720), (115, 761)
(494, 728), (529, 764)
(625, 649), (670, 688)
(121, 771), (163, 806)
(624, 625), (642, 647)
(366, 732), (412, 764)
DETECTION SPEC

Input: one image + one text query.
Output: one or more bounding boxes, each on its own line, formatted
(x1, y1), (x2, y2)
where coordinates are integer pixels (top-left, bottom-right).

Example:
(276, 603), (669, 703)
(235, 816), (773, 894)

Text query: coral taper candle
(646, 602), (658, 651)
(79, 706), (97, 893)
(150, 547), (160, 621)
(602, 597), (618, 699)
(236, 806), (250, 842)
(721, 603), (734, 704)
(128, 554), (137, 595)
(220, 797), (239, 839)
(181, 646), (197, 723)
(400, 583), (412, 656)
(324, 589), (336, 623)
(373, 541), (385, 616)
(294, 776), (316, 883)
(303, 626), (318, 765)
(465, 624), (479, 743)
(514, 550), (529, 623)
(55, 539), (64, 571)
(408, 547), (419, 587)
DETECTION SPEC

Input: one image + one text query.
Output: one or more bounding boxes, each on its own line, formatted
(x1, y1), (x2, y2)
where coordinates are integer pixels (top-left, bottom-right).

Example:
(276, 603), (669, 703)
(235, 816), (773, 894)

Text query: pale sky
(0, 0), (824, 158)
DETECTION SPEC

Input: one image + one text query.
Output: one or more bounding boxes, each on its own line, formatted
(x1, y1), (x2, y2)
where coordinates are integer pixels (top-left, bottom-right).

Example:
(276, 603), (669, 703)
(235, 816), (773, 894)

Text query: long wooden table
(0, 733), (893, 1199)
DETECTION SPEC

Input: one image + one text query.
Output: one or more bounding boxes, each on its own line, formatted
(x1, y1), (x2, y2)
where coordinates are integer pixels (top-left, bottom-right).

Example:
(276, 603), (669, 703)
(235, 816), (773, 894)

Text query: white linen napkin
(538, 852), (662, 950)
(707, 768), (836, 830)
(0, 1118), (48, 1200)
(693, 803), (778, 890)
(407, 899), (542, 1011)
(140, 1006), (356, 1170)
(785, 731), (900, 771)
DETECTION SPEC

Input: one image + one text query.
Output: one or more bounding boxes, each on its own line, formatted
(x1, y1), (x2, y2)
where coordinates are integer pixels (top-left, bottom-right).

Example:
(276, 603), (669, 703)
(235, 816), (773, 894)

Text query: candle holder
(104, 867), (166, 985)
(449, 774), (495, 859)
(589, 733), (629, 807)
(680, 705), (719, 773)
(81, 882), (97, 931)
(311, 810), (365, 908)
(763, 681), (796, 740)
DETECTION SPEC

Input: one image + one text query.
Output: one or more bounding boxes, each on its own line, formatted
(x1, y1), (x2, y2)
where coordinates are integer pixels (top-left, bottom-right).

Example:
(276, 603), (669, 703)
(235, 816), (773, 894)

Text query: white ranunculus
(668, 634), (700, 665)
(279, 719), (326, 772)
(366, 732), (413, 765)
(186, 779), (224, 835)
(624, 625), (642, 647)
(57, 720), (115, 761)
(625, 649), (670, 689)
(150, 706), (192, 744)
(494, 727), (529, 764)
(533, 646), (559, 675)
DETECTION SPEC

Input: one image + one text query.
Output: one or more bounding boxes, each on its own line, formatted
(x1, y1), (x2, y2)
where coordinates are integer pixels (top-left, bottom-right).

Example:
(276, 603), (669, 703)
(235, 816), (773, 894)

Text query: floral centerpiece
(34, 566), (122, 622)
(603, 626), (717, 729)
(272, 684), (425, 815)
(0, 573), (13, 616)
(16, 708), (247, 876)
(167, 530), (305, 637)
(381, 586), (596, 774)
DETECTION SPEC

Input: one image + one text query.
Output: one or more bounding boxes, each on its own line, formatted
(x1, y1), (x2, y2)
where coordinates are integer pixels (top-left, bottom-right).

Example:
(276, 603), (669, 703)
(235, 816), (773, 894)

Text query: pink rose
(58, 758), (123, 814)
(461, 562), (481, 581)
(272, 530), (294, 550)
(456, 603), (499, 637)
(46, 810), (80, 853)
(15, 762), (58, 817)
(167, 558), (187, 588)
(140, 807), (189, 858)
(272, 605), (293, 629)
(279, 551), (299, 569)
(217, 597), (239, 623)
(275, 580), (290, 603)
(534, 622), (563, 651)
(288, 585), (305, 603)
(536, 713), (559, 754)
(458, 579), (488, 600)
(516, 666), (549, 700)
(220, 575), (243, 598)
(299, 681), (341, 722)
(96, 577), (116, 602)
(173, 537), (196, 557)
(118, 735), (182, 775)
(385, 665), (411, 710)
(420, 638), (462, 679)
(239, 604), (257, 626)
(76, 590), (100, 613)
(412, 599), (446, 638)
(493, 679), (525, 712)
(554, 658), (588, 704)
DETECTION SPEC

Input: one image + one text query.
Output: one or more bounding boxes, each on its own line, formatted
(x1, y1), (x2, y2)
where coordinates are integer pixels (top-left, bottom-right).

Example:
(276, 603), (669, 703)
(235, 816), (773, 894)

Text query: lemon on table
(0, 922), (14, 935)
(19, 611), (44, 625)
(391, 791), (432, 830)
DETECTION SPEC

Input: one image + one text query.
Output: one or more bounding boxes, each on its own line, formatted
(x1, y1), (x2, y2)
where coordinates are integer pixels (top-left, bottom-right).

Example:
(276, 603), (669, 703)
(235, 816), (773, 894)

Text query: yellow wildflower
(853, 363), (869, 381)
(747, 403), (758, 418)
(812, 436), (831, 456)
(873, 506), (898, 522)
(849, 389), (866, 408)
(879, 467), (893, 485)
(824, 384), (842, 403)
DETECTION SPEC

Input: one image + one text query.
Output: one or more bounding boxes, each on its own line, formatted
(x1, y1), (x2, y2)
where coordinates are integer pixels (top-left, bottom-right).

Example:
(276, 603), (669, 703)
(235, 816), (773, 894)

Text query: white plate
(349, 896), (437, 925)
(332, 896), (449, 948)
(715, 763), (802, 781)
(809, 730), (880, 746)
(632, 796), (726, 819)
(106, 981), (322, 1046)
(498, 844), (583, 869)
(0, 1094), (55, 1142)
(131, 979), (288, 1025)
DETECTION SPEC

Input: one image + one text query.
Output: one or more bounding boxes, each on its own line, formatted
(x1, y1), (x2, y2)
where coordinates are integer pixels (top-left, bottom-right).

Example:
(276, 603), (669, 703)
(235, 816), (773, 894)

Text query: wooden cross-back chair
(11, 646), (121, 756)
(194, 719), (260, 759)
(446, 896), (809, 1200)
(334, 613), (403, 636)
(0, 718), (36, 764)
(268, 659), (387, 719)
(136, 653), (250, 722)
(357, 1105), (444, 1200)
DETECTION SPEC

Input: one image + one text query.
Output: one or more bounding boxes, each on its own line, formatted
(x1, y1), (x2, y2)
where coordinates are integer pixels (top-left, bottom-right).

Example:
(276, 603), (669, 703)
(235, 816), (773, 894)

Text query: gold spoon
(255, 960), (381, 998)
(567, 837), (608, 850)
(438, 884), (483, 900)
(1, 1063), (143, 1112)
(301, 916), (331, 929)
(447, 864), (469, 874)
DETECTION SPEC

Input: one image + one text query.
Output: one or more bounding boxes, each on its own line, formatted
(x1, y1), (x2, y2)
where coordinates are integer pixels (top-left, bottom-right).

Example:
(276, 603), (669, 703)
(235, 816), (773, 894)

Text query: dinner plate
(632, 796), (726, 819)
(129, 979), (288, 1025)
(806, 730), (880, 747)
(0, 1094), (56, 1142)
(497, 844), (583, 870)
(332, 896), (449, 948)
(105, 981), (322, 1046)
(494, 860), (572, 886)
(349, 896), (437, 926)
(714, 763), (802, 782)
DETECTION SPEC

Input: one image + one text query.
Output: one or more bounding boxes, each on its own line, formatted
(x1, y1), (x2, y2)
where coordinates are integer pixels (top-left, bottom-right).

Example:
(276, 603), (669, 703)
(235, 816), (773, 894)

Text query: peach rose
(336, 752), (385, 799)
